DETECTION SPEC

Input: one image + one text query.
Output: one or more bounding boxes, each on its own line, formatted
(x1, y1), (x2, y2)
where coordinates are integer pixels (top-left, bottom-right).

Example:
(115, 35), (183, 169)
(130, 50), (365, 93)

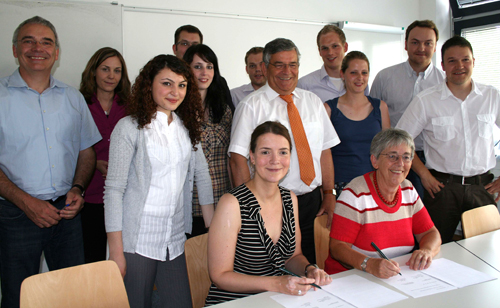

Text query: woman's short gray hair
(370, 128), (415, 158)
(263, 38), (301, 67)
(12, 16), (59, 48)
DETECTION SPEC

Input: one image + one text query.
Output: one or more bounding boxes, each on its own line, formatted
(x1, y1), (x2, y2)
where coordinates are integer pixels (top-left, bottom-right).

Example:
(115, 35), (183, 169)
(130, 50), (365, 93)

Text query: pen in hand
(279, 267), (323, 290)
(371, 242), (402, 276)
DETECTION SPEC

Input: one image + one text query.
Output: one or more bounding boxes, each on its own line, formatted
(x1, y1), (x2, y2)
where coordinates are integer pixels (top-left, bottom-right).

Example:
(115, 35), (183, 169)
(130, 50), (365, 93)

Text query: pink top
(84, 94), (126, 203)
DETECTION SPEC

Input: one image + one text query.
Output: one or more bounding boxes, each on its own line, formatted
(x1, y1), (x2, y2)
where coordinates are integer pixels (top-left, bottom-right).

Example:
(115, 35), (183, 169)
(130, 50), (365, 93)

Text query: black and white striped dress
(204, 184), (296, 306)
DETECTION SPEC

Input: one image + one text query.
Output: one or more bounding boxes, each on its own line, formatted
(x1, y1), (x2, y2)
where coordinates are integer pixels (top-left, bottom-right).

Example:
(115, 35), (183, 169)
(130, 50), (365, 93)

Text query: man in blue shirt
(0, 16), (101, 308)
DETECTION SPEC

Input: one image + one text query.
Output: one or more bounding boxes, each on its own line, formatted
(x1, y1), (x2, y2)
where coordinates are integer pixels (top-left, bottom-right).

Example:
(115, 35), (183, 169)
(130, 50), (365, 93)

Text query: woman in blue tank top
(324, 51), (390, 195)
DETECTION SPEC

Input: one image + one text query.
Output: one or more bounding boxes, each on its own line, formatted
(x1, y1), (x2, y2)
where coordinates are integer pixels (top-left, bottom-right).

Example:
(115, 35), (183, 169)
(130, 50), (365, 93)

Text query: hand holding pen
(369, 242), (402, 278)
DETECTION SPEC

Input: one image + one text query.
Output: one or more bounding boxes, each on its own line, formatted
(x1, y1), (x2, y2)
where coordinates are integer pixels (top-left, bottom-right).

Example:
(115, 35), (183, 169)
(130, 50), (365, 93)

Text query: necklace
(373, 171), (398, 206)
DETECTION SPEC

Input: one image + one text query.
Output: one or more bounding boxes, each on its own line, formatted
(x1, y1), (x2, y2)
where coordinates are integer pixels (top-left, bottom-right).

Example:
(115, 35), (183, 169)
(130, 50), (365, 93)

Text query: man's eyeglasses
(379, 153), (413, 163)
(17, 39), (55, 48)
(176, 40), (199, 48)
(268, 62), (299, 70)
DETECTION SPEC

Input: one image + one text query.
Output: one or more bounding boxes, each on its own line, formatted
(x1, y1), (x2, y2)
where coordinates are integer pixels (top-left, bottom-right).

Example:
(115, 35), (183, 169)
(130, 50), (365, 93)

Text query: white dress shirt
(136, 112), (191, 261)
(396, 80), (500, 177)
(370, 60), (445, 151)
(230, 83), (255, 108)
(229, 84), (340, 195)
(298, 65), (369, 103)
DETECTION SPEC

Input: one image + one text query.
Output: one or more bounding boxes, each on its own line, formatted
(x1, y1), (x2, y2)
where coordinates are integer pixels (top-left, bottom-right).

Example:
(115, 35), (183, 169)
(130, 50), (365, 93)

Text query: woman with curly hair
(183, 44), (233, 237)
(79, 47), (131, 263)
(104, 54), (214, 308)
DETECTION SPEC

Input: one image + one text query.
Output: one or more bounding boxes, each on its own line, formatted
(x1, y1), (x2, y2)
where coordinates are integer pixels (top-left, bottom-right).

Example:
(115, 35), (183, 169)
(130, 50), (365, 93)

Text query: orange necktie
(280, 94), (316, 186)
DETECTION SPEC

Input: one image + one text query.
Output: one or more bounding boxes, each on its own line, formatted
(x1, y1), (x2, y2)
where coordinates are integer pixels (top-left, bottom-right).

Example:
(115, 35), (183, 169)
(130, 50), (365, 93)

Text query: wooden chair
(20, 260), (129, 308)
(462, 204), (500, 239)
(185, 233), (211, 308)
(314, 214), (331, 269)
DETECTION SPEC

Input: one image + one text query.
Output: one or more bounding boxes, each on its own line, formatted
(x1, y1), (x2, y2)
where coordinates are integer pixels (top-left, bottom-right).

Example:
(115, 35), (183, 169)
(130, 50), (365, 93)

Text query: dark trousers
(124, 251), (192, 308)
(297, 187), (322, 264)
(406, 150), (426, 199)
(0, 197), (84, 308)
(81, 202), (107, 263)
(424, 170), (495, 244)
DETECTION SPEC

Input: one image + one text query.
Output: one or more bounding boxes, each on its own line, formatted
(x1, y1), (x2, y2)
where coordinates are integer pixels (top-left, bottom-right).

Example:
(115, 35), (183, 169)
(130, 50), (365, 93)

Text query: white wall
(0, 0), (451, 90)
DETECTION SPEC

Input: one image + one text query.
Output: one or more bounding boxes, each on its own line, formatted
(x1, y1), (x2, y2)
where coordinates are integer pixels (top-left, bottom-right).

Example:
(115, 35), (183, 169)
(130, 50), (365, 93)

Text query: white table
(211, 242), (500, 307)
(456, 229), (500, 272)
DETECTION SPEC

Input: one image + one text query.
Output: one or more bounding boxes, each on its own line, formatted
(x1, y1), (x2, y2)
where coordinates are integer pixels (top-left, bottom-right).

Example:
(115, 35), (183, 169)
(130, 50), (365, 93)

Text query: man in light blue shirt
(298, 24), (368, 102)
(370, 20), (445, 198)
(0, 16), (101, 308)
(230, 47), (266, 108)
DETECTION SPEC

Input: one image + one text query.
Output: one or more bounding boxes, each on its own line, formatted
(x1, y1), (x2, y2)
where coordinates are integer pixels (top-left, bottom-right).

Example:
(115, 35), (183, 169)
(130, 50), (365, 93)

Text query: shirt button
(43, 110), (46, 113)
(52, 183), (56, 187)
(46, 127), (49, 131)
(49, 146), (52, 149)
(52, 165), (55, 168)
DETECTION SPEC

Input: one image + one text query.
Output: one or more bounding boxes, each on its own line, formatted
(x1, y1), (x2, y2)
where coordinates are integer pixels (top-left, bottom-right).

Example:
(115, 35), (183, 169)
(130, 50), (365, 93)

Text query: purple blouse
(84, 94), (126, 203)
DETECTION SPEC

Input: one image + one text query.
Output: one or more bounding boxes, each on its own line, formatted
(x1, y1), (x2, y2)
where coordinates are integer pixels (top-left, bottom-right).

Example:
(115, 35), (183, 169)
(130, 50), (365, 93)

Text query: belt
(429, 170), (494, 185)
(45, 195), (66, 205)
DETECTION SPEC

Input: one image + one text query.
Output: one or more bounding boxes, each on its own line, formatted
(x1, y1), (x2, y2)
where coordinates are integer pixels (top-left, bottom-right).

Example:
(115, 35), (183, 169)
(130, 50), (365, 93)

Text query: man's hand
(20, 197), (61, 228)
(316, 193), (336, 228)
(420, 172), (444, 199)
(484, 177), (500, 202)
(60, 187), (84, 219)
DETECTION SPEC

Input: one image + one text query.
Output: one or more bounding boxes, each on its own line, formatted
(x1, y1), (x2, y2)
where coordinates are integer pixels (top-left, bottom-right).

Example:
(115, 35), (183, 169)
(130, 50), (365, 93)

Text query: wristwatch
(323, 189), (337, 196)
(361, 256), (370, 272)
(71, 184), (85, 196)
(304, 263), (319, 276)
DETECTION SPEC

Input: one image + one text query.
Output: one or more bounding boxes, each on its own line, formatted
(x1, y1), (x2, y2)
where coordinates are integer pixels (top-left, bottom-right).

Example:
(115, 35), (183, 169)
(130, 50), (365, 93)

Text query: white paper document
(271, 290), (355, 308)
(384, 266), (457, 298)
(423, 258), (497, 288)
(383, 258), (497, 298)
(271, 275), (407, 308)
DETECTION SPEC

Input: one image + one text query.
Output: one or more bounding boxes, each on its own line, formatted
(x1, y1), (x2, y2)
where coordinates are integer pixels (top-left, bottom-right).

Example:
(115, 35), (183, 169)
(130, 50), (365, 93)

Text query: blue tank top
(326, 96), (382, 183)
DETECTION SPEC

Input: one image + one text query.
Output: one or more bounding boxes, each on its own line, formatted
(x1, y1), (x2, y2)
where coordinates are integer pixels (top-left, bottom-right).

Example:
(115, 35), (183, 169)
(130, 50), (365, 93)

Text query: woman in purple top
(79, 47), (131, 263)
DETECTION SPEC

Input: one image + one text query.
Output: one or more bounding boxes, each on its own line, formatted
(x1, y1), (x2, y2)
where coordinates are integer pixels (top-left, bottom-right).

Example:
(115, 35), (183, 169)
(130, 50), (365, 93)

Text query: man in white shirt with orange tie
(229, 38), (340, 264)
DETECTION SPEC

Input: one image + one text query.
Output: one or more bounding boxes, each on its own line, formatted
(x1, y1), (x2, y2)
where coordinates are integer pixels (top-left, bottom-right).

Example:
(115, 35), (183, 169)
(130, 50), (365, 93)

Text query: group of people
(1, 14), (499, 308)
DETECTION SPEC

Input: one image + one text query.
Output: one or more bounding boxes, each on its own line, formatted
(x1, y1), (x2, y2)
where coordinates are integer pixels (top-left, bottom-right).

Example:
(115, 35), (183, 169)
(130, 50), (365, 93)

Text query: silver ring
(298, 290), (302, 295)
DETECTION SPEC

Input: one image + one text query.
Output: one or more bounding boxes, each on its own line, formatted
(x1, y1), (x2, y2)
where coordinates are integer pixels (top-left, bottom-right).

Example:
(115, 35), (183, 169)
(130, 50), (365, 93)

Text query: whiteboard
(0, 1), (122, 89)
(123, 8), (406, 90)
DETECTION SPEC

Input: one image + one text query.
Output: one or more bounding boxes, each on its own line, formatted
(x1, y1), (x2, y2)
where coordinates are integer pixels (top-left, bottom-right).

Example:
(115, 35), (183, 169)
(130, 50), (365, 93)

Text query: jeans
(0, 197), (84, 308)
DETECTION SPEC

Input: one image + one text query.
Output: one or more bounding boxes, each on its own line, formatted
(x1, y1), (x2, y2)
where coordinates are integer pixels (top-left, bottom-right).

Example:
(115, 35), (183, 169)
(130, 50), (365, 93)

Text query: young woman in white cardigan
(104, 54), (214, 308)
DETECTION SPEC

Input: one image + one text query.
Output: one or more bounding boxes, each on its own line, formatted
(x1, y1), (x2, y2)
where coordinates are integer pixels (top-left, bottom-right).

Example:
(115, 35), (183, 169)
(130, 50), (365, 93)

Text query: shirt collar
(403, 59), (435, 79)
(7, 68), (67, 90)
(263, 83), (301, 102)
(440, 79), (481, 100)
(319, 65), (329, 81)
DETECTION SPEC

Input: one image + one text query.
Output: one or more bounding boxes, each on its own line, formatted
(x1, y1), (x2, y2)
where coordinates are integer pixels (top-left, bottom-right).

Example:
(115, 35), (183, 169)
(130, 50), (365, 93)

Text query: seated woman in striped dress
(205, 121), (332, 306)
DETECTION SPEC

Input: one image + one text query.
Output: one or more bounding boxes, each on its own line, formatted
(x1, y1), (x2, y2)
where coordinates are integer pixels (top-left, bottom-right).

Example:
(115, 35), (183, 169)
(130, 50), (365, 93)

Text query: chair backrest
(185, 233), (210, 308)
(462, 204), (500, 238)
(20, 260), (129, 308)
(314, 214), (331, 270)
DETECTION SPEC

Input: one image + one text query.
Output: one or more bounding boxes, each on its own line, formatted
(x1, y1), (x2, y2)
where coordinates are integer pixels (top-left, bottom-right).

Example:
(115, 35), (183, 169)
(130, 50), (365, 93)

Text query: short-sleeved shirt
(0, 69), (101, 201)
(229, 84), (340, 195)
(370, 60), (445, 151)
(298, 65), (369, 103)
(324, 172), (434, 274)
(396, 80), (500, 176)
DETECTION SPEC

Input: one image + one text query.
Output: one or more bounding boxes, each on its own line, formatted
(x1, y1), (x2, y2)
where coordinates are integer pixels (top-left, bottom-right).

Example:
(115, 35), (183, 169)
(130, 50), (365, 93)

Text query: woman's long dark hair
(183, 44), (231, 123)
(128, 54), (203, 149)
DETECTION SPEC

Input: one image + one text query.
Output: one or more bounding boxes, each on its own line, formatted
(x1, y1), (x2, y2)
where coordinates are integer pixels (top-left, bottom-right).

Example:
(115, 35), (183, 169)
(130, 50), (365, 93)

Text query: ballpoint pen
(371, 242), (402, 276)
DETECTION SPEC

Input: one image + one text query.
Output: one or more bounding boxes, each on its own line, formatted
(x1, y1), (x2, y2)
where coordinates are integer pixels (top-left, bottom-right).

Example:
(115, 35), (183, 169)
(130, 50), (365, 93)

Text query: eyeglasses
(176, 40), (199, 47)
(379, 153), (413, 163)
(17, 39), (55, 48)
(268, 62), (299, 70)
